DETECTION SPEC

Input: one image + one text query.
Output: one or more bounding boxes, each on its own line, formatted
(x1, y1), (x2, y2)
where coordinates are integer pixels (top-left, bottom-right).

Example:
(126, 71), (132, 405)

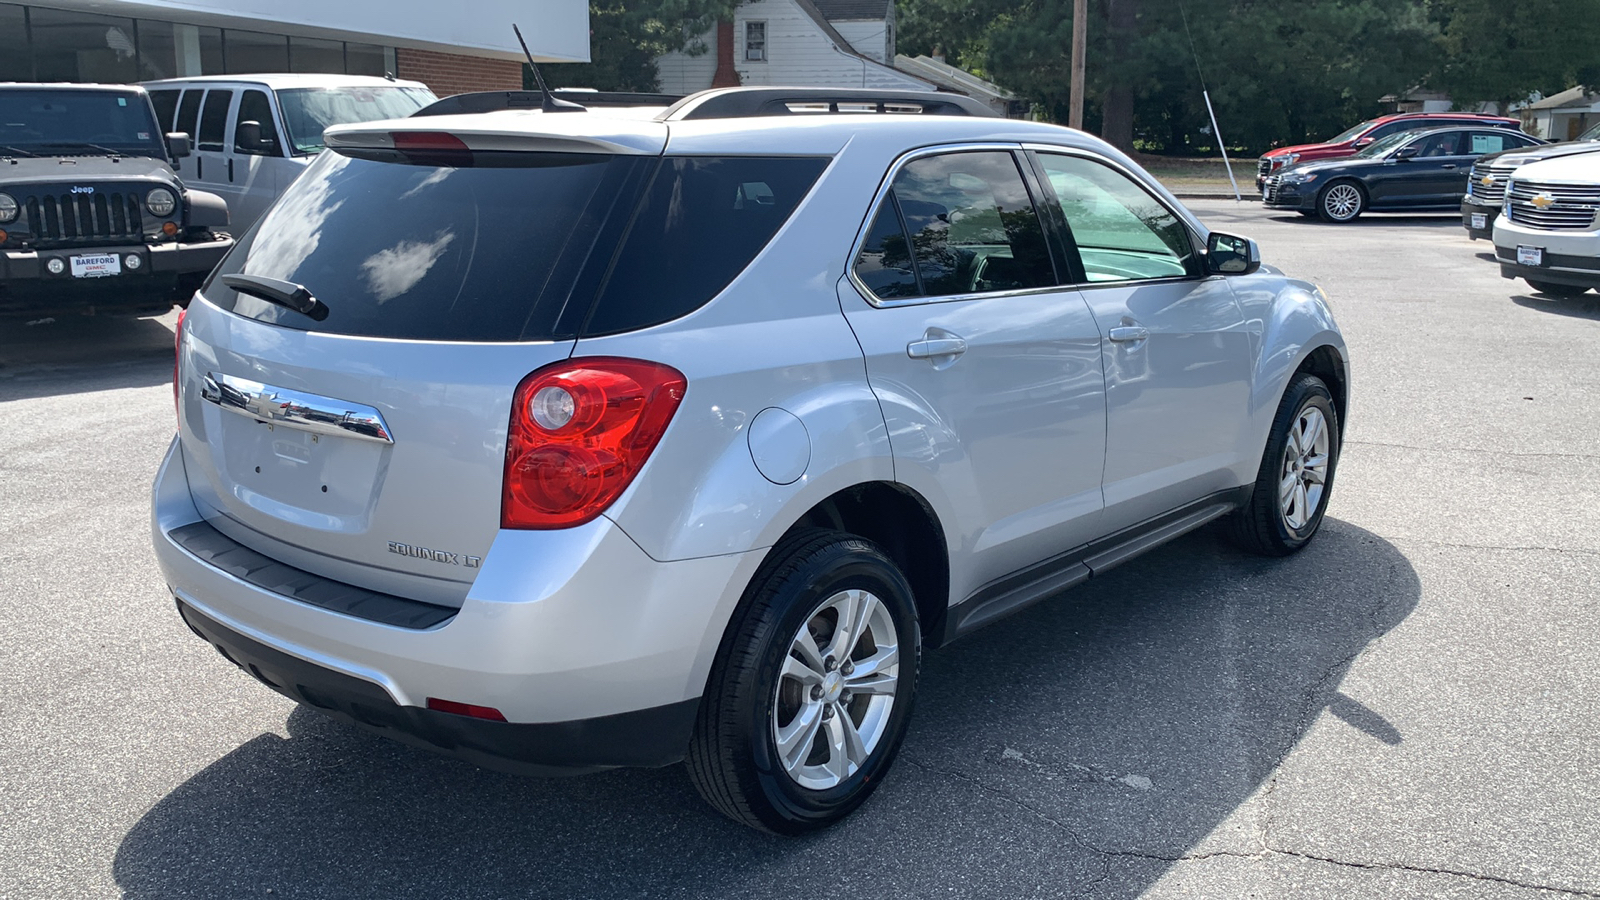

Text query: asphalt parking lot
(2, 200), (1597, 899)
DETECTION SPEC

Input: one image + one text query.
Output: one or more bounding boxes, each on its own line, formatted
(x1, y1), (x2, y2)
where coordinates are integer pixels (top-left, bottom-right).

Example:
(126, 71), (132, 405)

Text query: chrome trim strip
(201, 372), (395, 445)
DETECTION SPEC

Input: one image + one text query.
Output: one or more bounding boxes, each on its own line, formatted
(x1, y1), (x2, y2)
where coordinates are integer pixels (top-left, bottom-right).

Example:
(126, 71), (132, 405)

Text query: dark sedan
(1262, 126), (1545, 223)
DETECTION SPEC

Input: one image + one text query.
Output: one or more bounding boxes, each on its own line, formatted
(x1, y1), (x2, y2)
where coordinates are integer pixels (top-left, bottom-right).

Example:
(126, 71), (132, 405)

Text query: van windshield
(0, 89), (166, 159)
(276, 87), (436, 154)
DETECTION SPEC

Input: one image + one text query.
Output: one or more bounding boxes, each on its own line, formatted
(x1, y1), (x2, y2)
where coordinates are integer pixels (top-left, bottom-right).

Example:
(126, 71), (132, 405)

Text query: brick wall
(395, 48), (523, 97)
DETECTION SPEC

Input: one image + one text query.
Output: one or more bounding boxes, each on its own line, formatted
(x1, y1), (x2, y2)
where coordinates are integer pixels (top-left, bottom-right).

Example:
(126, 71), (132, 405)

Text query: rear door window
(197, 89), (233, 151)
(852, 150), (1054, 301)
(175, 89), (202, 137)
(582, 156), (829, 335)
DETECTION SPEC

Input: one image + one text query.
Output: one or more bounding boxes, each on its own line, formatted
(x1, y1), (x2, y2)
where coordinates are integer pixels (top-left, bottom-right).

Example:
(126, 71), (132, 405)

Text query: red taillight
(502, 358), (687, 530)
(173, 306), (186, 418)
(425, 698), (508, 722)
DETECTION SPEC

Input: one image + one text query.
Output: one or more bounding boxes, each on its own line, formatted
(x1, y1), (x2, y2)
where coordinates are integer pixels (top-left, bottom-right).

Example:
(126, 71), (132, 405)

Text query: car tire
(1317, 180), (1366, 223)
(1228, 373), (1340, 556)
(686, 528), (920, 834)
(1526, 280), (1590, 298)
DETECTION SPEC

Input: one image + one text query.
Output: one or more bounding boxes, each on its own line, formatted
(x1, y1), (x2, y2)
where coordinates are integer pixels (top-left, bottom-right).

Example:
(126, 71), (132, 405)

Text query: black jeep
(0, 84), (233, 316)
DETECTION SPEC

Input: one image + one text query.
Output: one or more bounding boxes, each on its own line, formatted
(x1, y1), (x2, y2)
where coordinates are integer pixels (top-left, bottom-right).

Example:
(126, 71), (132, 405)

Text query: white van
(141, 74), (436, 234)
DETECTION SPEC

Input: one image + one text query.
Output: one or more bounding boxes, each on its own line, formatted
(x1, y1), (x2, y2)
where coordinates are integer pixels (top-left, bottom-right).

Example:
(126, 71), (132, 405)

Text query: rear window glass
(582, 156), (829, 335)
(205, 151), (828, 342)
(204, 151), (647, 341)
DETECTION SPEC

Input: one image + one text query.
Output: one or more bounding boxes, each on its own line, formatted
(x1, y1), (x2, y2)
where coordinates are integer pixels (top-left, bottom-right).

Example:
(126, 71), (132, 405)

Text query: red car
(1256, 112), (1523, 188)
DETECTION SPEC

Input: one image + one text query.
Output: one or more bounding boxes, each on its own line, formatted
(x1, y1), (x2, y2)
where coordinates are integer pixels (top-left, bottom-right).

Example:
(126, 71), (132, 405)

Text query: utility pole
(1069, 0), (1087, 129)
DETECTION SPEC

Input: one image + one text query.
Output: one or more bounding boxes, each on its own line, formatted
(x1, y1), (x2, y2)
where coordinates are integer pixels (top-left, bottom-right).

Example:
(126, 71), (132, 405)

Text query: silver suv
(152, 87), (1349, 834)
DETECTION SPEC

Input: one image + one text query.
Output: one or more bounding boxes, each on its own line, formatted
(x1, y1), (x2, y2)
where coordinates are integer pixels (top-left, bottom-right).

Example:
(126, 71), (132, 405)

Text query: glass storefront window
(346, 42), (386, 77)
(224, 28), (288, 74)
(290, 36), (345, 73)
(136, 18), (179, 80)
(29, 6), (138, 83)
(0, 5), (29, 82)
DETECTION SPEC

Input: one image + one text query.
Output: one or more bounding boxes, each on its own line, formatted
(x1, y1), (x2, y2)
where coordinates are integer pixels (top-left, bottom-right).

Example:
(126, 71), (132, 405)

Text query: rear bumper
(151, 436), (764, 772)
(176, 599), (697, 773)
(1460, 199), (1498, 241)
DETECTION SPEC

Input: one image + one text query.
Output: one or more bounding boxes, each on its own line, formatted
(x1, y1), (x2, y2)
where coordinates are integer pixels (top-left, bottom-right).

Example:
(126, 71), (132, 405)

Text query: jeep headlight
(145, 187), (177, 218)
(0, 193), (17, 224)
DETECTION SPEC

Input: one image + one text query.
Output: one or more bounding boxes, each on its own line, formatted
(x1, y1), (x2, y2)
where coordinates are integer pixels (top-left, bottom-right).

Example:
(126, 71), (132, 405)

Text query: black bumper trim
(176, 599), (700, 773)
(1460, 200), (1497, 240)
(168, 519), (458, 629)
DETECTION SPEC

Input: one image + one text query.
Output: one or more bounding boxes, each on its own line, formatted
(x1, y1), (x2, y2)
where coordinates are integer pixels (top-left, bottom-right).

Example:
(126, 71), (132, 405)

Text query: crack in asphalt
(1346, 439), (1600, 462)
(904, 751), (1600, 896)
(1391, 537), (1600, 557)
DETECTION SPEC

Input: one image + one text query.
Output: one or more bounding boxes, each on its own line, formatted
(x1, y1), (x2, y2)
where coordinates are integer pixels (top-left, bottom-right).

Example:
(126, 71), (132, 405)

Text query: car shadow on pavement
(1264, 213), (1460, 228)
(113, 517), (1418, 899)
(0, 311), (177, 402)
(1511, 293), (1600, 320)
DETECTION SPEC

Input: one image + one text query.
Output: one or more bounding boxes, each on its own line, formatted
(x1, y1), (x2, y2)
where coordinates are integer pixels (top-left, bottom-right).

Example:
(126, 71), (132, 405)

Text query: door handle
(1442, 163), (1457, 170)
(1108, 325), (1149, 343)
(906, 337), (967, 360)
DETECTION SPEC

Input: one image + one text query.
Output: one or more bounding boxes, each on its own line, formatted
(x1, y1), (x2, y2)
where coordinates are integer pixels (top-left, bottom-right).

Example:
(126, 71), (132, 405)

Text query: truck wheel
(1526, 280), (1590, 298)
(687, 529), (920, 834)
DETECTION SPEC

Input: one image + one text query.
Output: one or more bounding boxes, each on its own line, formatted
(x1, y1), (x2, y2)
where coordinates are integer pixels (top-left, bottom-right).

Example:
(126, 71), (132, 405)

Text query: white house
(1522, 86), (1600, 141)
(656, 0), (933, 96)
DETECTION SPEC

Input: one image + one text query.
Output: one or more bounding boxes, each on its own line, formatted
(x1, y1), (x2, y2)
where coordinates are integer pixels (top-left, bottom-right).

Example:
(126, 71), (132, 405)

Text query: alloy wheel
(771, 588), (900, 790)
(1279, 405), (1331, 530)
(1323, 183), (1362, 221)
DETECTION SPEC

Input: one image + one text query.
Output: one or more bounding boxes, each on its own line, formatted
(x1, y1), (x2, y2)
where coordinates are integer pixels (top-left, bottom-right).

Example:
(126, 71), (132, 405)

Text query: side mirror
(1352, 137), (1373, 148)
(1206, 232), (1260, 276)
(1394, 145), (1420, 160)
(235, 121), (276, 154)
(165, 132), (191, 159)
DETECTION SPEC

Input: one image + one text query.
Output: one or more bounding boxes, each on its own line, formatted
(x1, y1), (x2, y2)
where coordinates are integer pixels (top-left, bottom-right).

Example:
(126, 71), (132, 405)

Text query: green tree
(899, 0), (1439, 154)
(529, 0), (740, 92)
(1430, 0), (1600, 113)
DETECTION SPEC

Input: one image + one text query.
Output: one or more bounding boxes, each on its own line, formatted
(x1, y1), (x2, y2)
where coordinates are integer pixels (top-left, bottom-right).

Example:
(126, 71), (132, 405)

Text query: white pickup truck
(1493, 152), (1600, 297)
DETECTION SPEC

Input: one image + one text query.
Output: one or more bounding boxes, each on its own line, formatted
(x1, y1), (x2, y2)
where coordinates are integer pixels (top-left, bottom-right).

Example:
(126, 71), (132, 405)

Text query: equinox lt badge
(388, 541), (482, 568)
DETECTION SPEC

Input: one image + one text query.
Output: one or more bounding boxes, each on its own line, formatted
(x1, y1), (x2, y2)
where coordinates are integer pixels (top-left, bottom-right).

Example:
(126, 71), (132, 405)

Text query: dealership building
(0, 0), (588, 96)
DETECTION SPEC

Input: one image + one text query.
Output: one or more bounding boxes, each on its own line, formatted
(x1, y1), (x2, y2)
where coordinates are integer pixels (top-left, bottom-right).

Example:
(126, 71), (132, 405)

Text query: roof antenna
(514, 24), (585, 113)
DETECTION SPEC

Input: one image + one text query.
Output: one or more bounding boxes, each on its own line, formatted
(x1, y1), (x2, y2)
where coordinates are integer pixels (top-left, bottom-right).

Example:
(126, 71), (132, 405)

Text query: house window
(745, 21), (766, 62)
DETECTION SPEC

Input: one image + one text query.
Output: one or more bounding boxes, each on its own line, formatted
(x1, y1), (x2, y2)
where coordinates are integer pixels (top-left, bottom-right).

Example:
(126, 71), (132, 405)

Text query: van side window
(197, 89), (232, 151)
(233, 90), (280, 156)
(175, 89), (202, 138)
(148, 90), (180, 132)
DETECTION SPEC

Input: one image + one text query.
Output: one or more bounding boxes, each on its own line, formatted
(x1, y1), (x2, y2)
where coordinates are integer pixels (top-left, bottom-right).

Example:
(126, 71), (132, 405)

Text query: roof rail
(410, 89), (683, 118)
(658, 87), (1000, 121)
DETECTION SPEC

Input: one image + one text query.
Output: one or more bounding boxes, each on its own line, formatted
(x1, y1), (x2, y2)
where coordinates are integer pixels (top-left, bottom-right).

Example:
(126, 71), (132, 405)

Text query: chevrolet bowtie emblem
(1531, 192), (1556, 209)
(1480, 175), (1494, 186)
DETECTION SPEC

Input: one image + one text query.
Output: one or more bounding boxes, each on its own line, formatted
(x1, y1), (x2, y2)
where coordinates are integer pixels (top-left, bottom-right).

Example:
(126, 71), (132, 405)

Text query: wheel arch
(779, 481), (952, 649)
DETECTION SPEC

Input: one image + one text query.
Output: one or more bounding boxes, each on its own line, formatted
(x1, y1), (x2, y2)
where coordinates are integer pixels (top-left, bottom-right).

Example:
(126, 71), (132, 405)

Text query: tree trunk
(1099, 0), (1138, 151)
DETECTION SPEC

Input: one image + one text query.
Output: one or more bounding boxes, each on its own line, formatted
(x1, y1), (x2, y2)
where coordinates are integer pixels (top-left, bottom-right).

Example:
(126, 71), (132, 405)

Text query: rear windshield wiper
(221, 274), (330, 322)
(1, 145), (39, 158)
